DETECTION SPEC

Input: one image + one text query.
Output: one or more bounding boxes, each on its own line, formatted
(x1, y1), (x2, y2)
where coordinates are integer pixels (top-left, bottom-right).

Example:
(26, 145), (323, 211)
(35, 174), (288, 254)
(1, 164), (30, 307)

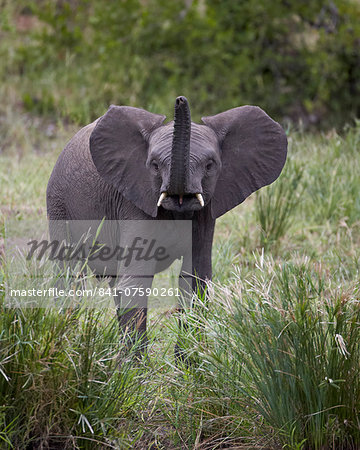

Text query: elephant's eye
(151, 161), (159, 171)
(206, 160), (215, 171)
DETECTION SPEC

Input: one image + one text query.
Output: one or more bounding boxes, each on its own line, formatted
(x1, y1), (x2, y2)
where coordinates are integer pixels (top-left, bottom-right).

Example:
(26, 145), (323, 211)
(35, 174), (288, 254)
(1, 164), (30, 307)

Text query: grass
(256, 159), (304, 249)
(0, 306), (148, 448)
(184, 257), (360, 449)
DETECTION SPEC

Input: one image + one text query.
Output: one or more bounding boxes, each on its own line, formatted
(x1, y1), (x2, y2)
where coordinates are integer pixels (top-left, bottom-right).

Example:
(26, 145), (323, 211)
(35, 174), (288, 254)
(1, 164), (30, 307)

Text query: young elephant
(47, 97), (287, 346)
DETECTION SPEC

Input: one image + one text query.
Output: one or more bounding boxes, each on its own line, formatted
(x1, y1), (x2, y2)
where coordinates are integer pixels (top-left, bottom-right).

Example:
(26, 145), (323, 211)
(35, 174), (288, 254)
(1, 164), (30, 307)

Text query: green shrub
(2, 0), (360, 126)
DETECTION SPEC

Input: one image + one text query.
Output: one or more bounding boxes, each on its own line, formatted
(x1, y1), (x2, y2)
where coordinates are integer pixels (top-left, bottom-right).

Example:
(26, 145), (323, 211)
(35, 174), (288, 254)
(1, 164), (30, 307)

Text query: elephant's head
(90, 96), (287, 218)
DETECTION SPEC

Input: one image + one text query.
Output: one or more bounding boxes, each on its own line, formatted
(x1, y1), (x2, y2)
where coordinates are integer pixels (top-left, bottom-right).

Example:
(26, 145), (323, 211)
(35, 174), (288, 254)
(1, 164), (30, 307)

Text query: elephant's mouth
(157, 192), (204, 212)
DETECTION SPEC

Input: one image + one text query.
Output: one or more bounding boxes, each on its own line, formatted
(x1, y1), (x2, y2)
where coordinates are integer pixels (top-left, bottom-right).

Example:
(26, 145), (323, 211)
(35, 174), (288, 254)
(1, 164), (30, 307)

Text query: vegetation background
(0, 1), (360, 449)
(2, 0), (360, 127)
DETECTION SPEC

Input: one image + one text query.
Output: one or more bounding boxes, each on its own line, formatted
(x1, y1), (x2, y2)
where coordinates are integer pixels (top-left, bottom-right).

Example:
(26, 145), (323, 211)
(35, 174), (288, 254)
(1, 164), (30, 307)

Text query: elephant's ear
(202, 106), (287, 219)
(90, 105), (166, 217)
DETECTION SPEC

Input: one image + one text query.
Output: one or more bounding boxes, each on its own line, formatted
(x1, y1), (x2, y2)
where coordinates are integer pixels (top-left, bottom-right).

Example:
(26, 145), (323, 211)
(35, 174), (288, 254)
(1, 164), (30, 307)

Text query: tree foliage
(4, 0), (360, 127)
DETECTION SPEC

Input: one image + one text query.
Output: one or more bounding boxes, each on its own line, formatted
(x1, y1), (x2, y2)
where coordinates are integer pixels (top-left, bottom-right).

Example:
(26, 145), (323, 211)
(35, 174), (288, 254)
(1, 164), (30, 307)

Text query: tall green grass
(256, 159), (304, 249)
(180, 254), (360, 449)
(0, 303), (152, 448)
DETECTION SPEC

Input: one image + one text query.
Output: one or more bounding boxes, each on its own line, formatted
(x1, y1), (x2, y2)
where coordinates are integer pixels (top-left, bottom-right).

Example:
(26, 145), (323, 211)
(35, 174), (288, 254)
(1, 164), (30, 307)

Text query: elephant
(47, 96), (287, 352)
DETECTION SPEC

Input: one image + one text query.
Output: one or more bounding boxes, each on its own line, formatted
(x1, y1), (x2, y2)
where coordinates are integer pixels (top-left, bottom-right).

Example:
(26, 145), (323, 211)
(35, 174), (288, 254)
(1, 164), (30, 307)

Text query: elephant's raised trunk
(168, 96), (191, 195)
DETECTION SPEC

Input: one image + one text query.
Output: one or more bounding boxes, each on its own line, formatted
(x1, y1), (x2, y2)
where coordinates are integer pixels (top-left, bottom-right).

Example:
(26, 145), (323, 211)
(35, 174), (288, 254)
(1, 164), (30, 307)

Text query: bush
(1, 0), (360, 126)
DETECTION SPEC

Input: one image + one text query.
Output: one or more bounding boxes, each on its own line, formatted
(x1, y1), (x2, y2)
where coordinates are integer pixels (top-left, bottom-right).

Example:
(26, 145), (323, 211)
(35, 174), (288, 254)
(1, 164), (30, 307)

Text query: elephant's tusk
(196, 193), (204, 207)
(157, 192), (167, 207)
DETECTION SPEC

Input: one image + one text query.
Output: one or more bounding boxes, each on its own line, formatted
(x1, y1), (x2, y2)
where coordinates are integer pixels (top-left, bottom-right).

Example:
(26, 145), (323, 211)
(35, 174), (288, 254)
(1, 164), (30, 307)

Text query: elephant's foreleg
(110, 276), (151, 355)
(174, 259), (193, 365)
(117, 306), (148, 351)
(175, 212), (215, 365)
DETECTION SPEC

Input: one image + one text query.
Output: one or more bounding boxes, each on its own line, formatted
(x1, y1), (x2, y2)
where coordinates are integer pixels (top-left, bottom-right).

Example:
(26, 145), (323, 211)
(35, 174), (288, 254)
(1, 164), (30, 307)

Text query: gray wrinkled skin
(47, 101), (288, 349)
